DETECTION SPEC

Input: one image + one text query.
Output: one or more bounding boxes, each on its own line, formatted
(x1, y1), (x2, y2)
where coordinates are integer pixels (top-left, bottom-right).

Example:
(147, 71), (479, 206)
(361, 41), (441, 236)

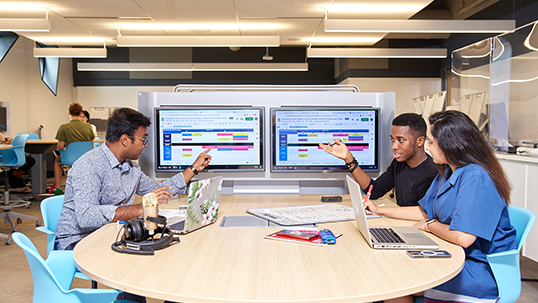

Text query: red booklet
(264, 229), (342, 246)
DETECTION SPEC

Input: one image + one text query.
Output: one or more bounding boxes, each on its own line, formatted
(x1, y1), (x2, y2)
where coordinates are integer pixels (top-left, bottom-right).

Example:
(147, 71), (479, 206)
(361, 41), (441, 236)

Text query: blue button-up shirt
(55, 143), (187, 250)
(420, 164), (516, 301)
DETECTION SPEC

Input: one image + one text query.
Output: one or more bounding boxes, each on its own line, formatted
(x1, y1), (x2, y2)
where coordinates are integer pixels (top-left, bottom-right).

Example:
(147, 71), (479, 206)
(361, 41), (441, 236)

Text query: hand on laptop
(152, 186), (172, 204)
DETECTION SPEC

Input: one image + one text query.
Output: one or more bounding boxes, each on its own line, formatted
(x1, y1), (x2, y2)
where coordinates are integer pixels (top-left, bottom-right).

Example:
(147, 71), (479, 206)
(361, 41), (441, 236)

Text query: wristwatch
(425, 218), (438, 232)
(189, 165), (199, 175)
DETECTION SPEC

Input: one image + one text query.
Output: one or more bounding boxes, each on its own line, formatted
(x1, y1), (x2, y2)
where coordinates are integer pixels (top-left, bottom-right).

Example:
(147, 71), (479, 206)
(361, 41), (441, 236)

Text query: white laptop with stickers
(167, 176), (223, 234)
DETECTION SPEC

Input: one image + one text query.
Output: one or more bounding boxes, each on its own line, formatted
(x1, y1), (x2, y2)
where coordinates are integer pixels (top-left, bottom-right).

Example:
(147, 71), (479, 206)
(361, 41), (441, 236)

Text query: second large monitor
(271, 107), (379, 172)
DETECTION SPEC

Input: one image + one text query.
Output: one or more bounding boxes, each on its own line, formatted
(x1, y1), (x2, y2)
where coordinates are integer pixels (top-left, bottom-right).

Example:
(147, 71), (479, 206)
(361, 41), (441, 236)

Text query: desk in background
(74, 195), (464, 303)
(26, 139), (57, 194)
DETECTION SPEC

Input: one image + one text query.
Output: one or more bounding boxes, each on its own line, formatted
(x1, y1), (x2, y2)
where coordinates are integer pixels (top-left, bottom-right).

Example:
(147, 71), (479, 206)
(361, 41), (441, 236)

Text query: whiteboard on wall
(138, 88), (395, 194)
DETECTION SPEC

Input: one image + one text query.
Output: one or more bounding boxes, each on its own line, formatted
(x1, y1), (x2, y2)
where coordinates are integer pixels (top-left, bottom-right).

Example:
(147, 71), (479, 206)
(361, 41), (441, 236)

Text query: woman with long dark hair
(364, 110), (517, 303)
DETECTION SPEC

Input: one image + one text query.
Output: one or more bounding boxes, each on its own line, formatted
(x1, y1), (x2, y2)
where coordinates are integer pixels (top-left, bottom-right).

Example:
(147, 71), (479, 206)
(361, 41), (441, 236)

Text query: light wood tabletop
(74, 194), (464, 303)
(0, 144), (13, 150)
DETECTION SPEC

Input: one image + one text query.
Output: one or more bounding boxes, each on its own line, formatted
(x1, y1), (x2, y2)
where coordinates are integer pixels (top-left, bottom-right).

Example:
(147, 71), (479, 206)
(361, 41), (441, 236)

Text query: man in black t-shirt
(320, 113), (438, 207)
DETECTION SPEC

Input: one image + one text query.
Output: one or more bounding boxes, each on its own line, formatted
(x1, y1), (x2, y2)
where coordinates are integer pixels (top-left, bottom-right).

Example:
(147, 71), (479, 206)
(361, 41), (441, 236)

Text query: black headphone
(111, 216), (179, 255)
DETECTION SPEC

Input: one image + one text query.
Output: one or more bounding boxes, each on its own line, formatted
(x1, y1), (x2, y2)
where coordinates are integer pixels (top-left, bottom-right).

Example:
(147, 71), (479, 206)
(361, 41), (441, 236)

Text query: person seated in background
(48, 102), (95, 194)
(0, 132), (35, 188)
(364, 110), (517, 303)
(79, 109), (98, 138)
(55, 107), (211, 303)
(320, 113), (438, 206)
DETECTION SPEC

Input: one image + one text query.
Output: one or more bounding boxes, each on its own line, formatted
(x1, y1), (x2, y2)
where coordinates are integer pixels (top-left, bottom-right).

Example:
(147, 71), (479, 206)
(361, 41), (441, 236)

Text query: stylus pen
(328, 140), (341, 146)
(364, 185), (373, 204)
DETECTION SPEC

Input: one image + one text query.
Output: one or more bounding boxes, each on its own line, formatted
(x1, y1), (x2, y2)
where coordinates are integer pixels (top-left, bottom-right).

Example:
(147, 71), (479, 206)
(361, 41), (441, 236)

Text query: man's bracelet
(345, 158), (357, 168)
(349, 162), (359, 173)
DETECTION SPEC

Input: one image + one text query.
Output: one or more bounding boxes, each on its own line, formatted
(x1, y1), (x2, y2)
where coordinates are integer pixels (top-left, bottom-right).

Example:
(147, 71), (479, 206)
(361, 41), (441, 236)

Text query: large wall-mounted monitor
(271, 107), (379, 172)
(155, 107), (264, 172)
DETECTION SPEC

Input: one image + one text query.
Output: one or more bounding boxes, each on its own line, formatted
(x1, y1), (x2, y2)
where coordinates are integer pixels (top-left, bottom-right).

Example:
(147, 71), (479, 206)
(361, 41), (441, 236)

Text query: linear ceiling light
(193, 63), (307, 71)
(307, 48), (447, 58)
(77, 62), (307, 72)
(324, 19), (515, 33)
(34, 37), (106, 45)
(117, 23), (280, 30)
(321, 4), (426, 13)
(116, 36), (280, 47)
(34, 47), (107, 58)
(0, 18), (49, 32)
(309, 37), (383, 44)
(0, 3), (47, 10)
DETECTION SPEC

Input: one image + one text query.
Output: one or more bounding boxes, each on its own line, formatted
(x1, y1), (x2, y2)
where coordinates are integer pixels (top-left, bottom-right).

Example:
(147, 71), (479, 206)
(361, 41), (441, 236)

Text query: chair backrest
(58, 141), (94, 167)
(509, 206), (535, 250)
(41, 195), (65, 232)
(487, 205), (536, 303)
(12, 232), (122, 303)
(0, 133), (29, 167)
(18, 132), (40, 140)
(39, 195), (65, 256)
(11, 232), (75, 302)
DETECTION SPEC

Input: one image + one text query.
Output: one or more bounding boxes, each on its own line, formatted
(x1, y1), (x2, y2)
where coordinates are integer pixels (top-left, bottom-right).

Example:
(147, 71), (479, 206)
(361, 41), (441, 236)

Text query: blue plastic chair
(12, 232), (135, 303)
(0, 133), (41, 243)
(36, 195), (65, 257)
(35, 195), (94, 284)
(486, 206), (535, 303)
(414, 206), (536, 303)
(58, 141), (94, 167)
(18, 132), (40, 140)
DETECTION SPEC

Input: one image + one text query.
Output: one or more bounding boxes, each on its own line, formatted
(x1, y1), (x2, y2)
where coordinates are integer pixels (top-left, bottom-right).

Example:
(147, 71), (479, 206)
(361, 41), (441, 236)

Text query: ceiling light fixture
(0, 3), (49, 32)
(309, 37), (383, 44)
(324, 19), (515, 33)
(321, 4), (425, 13)
(0, 3), (47, 10)
(33, 37), (106, 45)
(77, 62), (308, 72)
(33, 47), (107, 58)
(0, 18), (49, 32)
(116, 35), (280, 47)
(307, 48), (447, 58)
(117, 23), (280, 30)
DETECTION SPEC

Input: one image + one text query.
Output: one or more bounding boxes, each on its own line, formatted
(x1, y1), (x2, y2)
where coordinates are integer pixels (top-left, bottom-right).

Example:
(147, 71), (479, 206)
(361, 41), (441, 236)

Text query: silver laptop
(346, 176), (438, 250)
(168, 176), (223, 234)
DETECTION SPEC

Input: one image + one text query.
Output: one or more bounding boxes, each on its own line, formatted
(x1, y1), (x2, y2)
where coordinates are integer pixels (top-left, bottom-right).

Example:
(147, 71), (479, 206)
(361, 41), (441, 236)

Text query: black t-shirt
(366, 155), (438, 206)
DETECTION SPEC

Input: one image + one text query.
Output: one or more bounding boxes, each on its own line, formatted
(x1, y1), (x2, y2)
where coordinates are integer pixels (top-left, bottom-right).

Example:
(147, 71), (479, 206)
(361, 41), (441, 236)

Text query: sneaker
(47, 184), (57, 194)
(52, 188), (63, 195)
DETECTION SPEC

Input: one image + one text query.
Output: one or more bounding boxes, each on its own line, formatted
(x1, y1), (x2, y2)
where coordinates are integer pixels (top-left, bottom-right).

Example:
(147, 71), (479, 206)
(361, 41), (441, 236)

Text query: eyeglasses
(133, 135), (148, 145)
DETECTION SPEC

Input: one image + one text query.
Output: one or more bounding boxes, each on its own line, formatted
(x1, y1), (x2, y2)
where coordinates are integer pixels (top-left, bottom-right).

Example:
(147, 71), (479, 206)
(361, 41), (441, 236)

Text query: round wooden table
(74, 194), (464, 303)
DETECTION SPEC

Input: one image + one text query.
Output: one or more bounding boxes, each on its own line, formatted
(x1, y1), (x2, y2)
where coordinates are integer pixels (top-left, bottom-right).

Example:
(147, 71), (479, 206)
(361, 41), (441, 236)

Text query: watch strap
(189, 165), (198, 175)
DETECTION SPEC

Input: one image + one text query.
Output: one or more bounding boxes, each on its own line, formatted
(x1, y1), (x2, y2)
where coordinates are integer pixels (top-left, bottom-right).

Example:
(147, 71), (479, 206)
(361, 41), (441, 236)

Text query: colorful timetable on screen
(155, 107), (264, 172)
(271, 107), (379, 172)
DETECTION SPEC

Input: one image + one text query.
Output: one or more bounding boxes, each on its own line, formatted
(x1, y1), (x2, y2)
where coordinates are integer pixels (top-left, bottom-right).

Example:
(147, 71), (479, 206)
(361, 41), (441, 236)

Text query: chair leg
(0, 232), (12, 245)
(9, 211), (41, 226)
(0, 211), (19, 232)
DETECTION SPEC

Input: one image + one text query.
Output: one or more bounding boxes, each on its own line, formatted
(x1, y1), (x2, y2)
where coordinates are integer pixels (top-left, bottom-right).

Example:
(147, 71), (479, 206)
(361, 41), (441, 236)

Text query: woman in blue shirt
(364, 110), (517, 303)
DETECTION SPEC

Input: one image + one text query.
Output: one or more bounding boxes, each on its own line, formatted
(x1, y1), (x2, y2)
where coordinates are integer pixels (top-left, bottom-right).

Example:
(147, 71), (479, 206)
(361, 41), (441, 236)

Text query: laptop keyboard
(168, 220), (185, 233)
(370, 227), (405, 243)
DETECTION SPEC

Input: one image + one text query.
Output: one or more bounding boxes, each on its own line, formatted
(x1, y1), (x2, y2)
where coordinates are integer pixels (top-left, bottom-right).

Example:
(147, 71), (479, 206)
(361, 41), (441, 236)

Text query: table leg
(30, 153), (47, 194)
